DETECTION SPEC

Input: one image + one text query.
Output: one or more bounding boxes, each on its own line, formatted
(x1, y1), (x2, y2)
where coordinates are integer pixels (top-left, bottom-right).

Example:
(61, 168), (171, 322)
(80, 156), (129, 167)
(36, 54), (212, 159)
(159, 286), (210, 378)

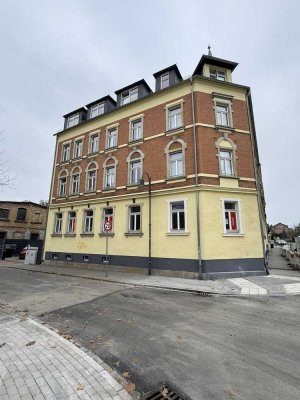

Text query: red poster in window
(230, 212), (237, 230)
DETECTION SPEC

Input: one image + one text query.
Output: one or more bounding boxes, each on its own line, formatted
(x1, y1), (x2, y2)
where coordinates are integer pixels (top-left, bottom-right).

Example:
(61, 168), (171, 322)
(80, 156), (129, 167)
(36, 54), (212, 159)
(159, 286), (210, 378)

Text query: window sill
(60, 160), (71, 165)
(64, 233), (76, 237)
(51, 233), (62, 237)
(215, 125), (235, 132)
(222, 233), (245, 237)
(0, 218), (9, 221)
(166, 232), (190, 236)
(165, 176), (187, 184)
(104, 146), (118, 153)
(128, 139), (143, 146)
(124, 232), (143, 237)
(102, 187), (116, 193)
(72, 157), (82, 162)
(31, 221), (42, 224)
(88, 152), (99, 157)
(126, 184), (139, 190)
(80, 233), (94, 237)
(83, 191), (96, 196)
(99, 233), (115, 237)
(14, 220), (27, 223)
(165, 126), (185, 136)
(219, 175), (240, 180)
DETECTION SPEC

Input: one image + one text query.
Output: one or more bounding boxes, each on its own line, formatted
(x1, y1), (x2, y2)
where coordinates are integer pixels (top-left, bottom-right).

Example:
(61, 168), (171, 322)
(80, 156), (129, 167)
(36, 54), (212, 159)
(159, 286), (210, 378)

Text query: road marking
(228, 278), (267, 295)
(270, 274), (300, 281)
(283, 283), (300, 294)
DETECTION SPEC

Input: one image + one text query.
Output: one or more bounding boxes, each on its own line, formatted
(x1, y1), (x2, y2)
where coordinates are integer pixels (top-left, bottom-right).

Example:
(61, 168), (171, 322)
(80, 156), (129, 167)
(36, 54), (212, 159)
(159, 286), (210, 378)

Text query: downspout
(190, 77), (203, 279)
(41, 134), (58, 263)
(246, 90), (268, 274)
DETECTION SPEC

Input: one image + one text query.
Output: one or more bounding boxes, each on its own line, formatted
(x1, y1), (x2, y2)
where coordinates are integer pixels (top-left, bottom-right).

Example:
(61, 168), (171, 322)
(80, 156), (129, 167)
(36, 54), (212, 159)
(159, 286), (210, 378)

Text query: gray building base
(44, 251), (267, 280)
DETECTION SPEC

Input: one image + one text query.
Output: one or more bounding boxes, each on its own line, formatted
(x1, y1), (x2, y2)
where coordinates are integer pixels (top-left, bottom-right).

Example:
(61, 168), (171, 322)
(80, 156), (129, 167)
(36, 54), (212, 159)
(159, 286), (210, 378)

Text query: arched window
(215, 136), (237, 177)
(165, 138), (187, 179)
(127, 149), (144, 185)
(58, 169), (68, 197)
(85, 162), (98, 192)
(103, 156), (118, 189)
(70, 166), (82, 195)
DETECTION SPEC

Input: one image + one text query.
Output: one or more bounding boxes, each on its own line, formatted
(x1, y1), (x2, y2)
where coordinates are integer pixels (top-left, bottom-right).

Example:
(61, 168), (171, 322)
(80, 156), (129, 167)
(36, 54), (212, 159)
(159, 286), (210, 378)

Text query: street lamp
(139, 172), (152, 275)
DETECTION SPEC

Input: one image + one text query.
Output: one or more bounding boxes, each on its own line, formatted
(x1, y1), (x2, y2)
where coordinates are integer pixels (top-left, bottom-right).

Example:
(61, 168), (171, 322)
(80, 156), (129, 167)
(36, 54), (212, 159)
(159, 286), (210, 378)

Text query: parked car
(19, 247), (27, 259)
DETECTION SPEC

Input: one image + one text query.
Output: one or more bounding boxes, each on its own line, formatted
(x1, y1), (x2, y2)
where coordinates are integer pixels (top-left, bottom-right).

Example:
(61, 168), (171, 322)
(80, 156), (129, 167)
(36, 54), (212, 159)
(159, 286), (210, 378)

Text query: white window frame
(74, 139), (83, 159)
(219, 149), (234, 176)
(169, 150), (184, 178)
(89, 132), (99, 154)
(127, 205), (142, 233)
(216, 104), (230, 127)
(129, 160), (141, 185)
(54, 212), (63, 234)
(83, 209), (94, 234)
(210, 69), (226, 81)
(105, 165), (116, 189)
(67, 211), (76, 234)
(221, 199), (243, 235)
(70, 172), (80, 195)
(121, 86), (138, 105)
(168, 200), (187, 233)
(67, 114), (79, 128)
(90, 102), (104, 119)
(101, 207), (114, 233)
(161, 72), (170, 89)
(58, 173), (67, 197)
(62, 143), (70, 162)
(106, 127), (118, 149)
(212, 95), (233, 128)
(167, 105), (183, 131)
(85, 162), (98, 192)
(130, 118), (143, 142)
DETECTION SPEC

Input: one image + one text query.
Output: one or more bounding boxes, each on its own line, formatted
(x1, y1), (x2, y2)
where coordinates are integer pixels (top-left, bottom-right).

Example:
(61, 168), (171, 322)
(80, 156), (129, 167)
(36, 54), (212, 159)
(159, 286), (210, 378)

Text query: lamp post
(139, 172), (152, 275)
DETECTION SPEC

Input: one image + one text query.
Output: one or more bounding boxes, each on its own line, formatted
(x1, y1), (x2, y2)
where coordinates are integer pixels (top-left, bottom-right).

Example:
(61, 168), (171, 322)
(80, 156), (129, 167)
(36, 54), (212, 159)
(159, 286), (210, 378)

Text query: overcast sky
(0, 0), (299, 226)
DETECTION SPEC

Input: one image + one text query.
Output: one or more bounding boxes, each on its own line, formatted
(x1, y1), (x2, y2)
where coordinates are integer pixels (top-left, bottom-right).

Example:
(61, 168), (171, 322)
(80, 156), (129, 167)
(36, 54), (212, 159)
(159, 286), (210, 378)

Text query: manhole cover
(143, 383), (187, 400)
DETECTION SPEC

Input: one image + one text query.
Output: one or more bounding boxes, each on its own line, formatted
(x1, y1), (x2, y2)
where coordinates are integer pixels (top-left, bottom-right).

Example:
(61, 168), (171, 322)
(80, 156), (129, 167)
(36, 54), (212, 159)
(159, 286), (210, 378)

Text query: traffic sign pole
(103, 220), (112, 277)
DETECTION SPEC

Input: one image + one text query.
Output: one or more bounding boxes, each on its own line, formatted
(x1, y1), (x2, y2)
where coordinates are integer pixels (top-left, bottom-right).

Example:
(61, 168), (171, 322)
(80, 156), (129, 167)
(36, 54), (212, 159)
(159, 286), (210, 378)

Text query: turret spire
(208, 45), (212, 56)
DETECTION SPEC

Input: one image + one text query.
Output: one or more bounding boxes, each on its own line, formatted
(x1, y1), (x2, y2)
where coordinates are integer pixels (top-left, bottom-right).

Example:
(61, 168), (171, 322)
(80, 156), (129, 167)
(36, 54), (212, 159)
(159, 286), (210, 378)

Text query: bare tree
(0, 132), (13, 189)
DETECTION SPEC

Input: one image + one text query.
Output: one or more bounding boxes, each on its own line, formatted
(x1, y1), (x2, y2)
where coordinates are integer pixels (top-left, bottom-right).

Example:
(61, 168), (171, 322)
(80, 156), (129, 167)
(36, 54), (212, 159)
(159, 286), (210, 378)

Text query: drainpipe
(41, 134), (58, 263)
(190, 77), (203, 279)
(246, 90), (268, 274)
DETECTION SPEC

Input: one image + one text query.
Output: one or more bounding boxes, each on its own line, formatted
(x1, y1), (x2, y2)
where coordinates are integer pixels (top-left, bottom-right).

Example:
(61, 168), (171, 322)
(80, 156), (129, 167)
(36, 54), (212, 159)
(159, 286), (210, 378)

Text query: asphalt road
(41, 287), (300, 400)
(1, 266), (299, 400)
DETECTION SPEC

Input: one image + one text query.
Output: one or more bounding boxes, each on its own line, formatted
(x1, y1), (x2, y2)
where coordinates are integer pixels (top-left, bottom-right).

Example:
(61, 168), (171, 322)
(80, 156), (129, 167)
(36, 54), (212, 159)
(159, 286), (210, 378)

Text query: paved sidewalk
(1, 259), (300, 296)
(0, 316), (132, 400)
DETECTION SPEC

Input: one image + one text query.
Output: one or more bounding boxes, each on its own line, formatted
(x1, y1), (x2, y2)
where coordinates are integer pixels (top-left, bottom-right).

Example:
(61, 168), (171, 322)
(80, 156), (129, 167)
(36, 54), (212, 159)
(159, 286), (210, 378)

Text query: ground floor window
(54, 212), (62, 234)
(102, 208), (114, 232)
(223, 200), (241, 233)
(84, 210), (94, 233)
(170, 201), (185, 232)
(128, 205), (141, 232)
(67, 211), (76, 234)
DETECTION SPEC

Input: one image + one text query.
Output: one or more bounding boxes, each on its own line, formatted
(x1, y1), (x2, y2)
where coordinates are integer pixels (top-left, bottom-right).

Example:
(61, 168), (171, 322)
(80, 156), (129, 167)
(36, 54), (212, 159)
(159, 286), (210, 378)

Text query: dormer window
(90, 103), (104, 118)
(121, 87), (138, 105)
(210, 69), (226, 81)
(67, 114), (79, 128)
(161, 72), (169, 89)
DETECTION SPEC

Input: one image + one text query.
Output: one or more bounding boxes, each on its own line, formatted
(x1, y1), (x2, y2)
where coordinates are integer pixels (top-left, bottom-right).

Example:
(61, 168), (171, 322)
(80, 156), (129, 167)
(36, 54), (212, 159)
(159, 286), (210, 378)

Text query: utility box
(25, 246), (38, 265)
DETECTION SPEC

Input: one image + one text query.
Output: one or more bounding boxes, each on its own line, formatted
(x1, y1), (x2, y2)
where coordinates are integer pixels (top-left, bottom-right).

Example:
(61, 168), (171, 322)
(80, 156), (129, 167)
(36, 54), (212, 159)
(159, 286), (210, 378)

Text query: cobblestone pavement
(0, 316), (132, 400)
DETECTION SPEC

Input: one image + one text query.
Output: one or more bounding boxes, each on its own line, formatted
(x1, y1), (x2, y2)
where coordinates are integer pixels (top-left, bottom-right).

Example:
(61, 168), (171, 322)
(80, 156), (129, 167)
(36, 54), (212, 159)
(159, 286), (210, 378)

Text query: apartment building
(0, 201), (47, 240)
(43, 50), (268, 279)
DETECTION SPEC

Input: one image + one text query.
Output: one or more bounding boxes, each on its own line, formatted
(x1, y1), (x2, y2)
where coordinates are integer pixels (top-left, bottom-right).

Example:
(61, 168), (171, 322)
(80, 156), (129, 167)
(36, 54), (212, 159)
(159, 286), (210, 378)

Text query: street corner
(0, 316), (134, 400)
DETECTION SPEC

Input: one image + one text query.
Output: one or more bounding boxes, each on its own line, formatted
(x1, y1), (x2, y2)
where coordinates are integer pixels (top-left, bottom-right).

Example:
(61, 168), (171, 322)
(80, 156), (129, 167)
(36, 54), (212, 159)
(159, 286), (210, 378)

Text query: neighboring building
(271, 223), (290, 238)
(44, 49), (267, 279)
(0, 201), (48, 240)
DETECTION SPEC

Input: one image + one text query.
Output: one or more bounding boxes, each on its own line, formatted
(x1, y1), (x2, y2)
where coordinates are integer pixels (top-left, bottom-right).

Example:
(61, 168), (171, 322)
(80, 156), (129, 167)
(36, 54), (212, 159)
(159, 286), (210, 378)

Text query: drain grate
(143, 383), (187, 400)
